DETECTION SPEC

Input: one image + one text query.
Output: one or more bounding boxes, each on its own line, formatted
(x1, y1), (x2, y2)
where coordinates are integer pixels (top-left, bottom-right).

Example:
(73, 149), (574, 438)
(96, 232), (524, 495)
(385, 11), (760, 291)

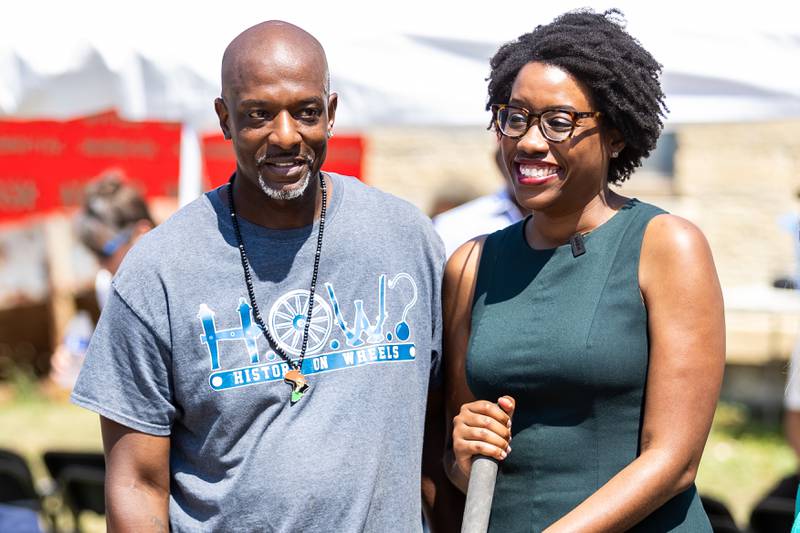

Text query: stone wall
(671, 121), (800, 288)
(363, 126), (503, 214)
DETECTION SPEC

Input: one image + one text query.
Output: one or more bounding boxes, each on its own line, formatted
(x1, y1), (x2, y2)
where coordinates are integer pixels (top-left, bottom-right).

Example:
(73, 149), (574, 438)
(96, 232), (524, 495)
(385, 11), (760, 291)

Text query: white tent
(2, 0), (799, 129)
(2, 0), (799, 201)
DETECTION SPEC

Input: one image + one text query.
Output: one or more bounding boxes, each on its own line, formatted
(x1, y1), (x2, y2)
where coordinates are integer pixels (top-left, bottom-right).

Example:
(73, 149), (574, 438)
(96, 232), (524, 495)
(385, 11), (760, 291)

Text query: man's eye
(508, 113), (528, 125)
(297, 108), (322, 121)
(248, 110), (269, 119)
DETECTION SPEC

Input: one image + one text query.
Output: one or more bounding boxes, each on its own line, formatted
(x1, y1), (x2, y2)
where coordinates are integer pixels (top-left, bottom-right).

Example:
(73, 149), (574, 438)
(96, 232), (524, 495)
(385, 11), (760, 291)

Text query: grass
(0, 375), (795, 531)
(696, 402), (797, 526)
(0, 370), (104, 532)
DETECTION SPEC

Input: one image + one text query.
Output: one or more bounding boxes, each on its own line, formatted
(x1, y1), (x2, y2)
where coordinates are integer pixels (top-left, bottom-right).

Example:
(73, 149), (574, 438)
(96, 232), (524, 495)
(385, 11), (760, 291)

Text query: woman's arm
(443, 237), (515, 494)
(544, 214), (725, 532)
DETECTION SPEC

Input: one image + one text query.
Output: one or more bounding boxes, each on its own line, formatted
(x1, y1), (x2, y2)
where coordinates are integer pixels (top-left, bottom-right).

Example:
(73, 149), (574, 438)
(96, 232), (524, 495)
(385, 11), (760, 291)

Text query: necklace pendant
(284, 368), (309, 404)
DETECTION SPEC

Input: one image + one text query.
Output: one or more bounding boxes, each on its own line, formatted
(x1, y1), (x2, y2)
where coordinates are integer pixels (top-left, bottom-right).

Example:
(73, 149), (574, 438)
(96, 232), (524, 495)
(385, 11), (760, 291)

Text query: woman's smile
(514, 159), (562, 186)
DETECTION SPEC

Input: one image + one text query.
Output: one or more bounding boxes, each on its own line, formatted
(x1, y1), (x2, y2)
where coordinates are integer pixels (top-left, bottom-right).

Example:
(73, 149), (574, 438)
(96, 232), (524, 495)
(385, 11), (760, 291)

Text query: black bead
(225, 173), (327, 372)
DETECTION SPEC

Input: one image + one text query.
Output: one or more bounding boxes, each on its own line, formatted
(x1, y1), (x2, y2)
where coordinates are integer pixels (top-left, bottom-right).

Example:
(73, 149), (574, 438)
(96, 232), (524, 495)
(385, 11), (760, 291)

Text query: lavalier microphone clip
(570, 232), (586, 258)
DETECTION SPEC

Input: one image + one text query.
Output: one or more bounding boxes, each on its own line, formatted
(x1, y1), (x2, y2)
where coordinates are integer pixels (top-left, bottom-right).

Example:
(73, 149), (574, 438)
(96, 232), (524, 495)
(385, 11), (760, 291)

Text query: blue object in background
(0, 503), (42, 533)
(793, 484), (800, 533)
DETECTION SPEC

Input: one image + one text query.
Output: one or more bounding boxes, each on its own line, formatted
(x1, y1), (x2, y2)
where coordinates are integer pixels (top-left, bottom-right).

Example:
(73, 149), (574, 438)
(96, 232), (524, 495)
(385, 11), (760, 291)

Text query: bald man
(71, 21), (457, 531)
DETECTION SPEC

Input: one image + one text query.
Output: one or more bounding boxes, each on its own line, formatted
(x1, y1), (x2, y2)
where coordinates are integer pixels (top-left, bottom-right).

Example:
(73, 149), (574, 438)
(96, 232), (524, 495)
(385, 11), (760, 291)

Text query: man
(72, 21), (452, 531)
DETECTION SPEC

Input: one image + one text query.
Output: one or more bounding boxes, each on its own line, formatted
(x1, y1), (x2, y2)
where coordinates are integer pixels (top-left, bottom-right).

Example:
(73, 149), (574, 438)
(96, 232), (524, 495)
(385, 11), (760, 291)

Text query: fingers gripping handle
(461, 456), (499, 533)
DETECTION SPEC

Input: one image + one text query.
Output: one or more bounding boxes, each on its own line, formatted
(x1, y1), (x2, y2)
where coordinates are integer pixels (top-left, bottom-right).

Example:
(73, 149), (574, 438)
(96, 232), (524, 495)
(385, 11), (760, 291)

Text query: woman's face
(499, 61), (621, 215)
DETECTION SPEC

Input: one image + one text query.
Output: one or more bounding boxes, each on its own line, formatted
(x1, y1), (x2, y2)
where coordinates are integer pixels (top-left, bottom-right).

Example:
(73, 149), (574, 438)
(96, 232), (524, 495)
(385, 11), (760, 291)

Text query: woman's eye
(545, 116), (573, 131)
(508, 113), (528, 125)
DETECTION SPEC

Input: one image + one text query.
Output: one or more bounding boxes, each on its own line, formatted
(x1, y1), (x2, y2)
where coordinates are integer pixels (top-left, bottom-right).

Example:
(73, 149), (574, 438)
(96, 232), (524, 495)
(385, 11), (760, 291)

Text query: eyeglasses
(491, 104), (601, 143)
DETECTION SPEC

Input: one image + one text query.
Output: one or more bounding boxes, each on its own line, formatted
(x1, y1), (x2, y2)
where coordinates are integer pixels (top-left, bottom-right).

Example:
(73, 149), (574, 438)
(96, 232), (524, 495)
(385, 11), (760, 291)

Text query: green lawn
(0, 382), (795, 531)
(0, 382), (104, 532)
(696, 403), (797, 526)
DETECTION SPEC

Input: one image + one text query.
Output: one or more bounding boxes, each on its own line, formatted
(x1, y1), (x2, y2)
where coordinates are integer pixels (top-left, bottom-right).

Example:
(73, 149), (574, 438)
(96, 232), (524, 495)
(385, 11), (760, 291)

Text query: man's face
(215, 52), (337, 201)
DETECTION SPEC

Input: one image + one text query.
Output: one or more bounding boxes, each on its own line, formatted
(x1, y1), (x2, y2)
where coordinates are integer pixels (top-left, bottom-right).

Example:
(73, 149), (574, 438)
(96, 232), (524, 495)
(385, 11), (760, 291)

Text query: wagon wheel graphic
(268, 289), (333, 356)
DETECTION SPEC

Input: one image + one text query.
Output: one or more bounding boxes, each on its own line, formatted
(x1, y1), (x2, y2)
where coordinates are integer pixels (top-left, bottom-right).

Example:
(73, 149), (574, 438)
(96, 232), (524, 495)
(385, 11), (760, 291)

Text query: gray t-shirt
(72, 173), (444, 532)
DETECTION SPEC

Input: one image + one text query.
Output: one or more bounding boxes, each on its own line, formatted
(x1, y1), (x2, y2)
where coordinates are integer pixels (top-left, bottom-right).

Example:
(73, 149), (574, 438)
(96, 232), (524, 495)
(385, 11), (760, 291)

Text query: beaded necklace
(227, 173), (327, 404)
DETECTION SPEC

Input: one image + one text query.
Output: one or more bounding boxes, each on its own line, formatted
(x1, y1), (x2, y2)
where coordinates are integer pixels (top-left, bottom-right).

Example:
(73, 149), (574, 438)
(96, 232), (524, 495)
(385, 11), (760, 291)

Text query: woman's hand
(452, 396), (515, 477)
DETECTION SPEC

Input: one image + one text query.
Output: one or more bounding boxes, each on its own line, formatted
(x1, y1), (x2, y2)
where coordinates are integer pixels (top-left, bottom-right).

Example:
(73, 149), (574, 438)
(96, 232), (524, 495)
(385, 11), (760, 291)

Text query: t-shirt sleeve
(71, 285), (175, 436)
(428, 227), (446, 390)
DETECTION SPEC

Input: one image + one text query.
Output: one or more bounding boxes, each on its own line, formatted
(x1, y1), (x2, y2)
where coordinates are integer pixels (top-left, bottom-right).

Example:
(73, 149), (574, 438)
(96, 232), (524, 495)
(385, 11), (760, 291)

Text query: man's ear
(326, 92), (338, 134)
(214, 98), (232, 140)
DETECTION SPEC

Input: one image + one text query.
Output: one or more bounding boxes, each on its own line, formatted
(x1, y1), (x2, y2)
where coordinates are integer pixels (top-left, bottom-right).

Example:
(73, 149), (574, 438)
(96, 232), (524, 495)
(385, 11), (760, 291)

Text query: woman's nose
(515, 121), (550, 155)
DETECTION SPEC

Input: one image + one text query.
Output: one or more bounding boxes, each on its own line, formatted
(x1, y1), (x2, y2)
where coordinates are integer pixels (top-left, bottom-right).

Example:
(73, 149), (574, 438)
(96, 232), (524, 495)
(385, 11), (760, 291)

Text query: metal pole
(460, 456), (498, 533)
(178, 124), (202, 207)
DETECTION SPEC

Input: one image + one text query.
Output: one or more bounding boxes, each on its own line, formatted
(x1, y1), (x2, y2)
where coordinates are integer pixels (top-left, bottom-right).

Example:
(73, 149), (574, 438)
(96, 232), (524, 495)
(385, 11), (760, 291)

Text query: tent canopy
(2, 0), (799, 131)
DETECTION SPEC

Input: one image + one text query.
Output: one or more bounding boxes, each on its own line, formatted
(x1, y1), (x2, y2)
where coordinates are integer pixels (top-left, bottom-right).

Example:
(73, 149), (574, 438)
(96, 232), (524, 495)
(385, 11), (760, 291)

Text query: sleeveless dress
(466, 199), (711, 532)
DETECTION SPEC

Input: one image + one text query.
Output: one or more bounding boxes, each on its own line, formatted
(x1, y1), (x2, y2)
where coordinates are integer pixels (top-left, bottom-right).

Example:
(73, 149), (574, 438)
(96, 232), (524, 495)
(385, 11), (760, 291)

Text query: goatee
(257, 170), (311, 201)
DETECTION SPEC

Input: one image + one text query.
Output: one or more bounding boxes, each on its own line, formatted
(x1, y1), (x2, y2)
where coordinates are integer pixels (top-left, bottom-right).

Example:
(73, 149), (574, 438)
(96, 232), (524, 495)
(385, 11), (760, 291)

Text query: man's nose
(268, 111), (301, 149)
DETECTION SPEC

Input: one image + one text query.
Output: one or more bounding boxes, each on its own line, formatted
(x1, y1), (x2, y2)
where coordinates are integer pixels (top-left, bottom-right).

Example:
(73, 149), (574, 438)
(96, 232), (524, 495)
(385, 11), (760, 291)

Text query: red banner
(0, 112), (181, 222)
(202, 133), (365, 189)
(0, 111), (364, 223)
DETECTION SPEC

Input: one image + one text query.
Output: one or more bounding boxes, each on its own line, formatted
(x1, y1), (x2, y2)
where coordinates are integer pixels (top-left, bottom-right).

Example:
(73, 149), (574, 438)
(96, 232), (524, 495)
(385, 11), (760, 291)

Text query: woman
(444, 10), (724, 532)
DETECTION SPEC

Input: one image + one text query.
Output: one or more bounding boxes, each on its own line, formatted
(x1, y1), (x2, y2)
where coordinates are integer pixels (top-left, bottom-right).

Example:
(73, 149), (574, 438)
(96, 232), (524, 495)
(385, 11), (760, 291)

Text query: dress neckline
(517, 198), (639, 254)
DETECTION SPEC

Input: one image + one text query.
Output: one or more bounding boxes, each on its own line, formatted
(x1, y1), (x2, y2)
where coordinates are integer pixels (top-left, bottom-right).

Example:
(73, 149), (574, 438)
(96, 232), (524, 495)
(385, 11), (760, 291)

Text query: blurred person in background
(48, 172), (154, 390)
(787, 193), (800, 531)
(433, 146), (525, 257)
(779, 188), (800, 495)
(762, 363), (800, 531)
(444, 9), (724, 531)
(784, 190), (800, 488)
(748, 190), (800, 532)
(74, 171), (155, 308)
(428, 180), (479, 220)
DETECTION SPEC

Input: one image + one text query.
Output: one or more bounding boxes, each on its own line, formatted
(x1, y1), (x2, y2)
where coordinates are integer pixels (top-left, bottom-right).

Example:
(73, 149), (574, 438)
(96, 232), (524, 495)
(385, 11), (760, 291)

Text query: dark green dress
(466, 199), (711, 532)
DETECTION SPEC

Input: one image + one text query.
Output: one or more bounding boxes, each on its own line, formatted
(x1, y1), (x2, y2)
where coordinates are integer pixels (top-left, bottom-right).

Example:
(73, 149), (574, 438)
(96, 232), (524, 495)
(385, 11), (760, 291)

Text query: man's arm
(101, 416), (170, 532)
(422, 386), (465, 533)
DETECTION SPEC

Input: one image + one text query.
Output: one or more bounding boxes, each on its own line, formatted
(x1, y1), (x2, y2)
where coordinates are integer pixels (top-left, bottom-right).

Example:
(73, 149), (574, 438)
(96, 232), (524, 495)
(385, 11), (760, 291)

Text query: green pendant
(284, 369), (309, 405)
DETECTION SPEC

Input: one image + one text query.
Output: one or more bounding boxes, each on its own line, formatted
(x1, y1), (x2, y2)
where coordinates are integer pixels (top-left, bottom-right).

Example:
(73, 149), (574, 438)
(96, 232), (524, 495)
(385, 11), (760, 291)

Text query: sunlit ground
(0, 376), (795, 531)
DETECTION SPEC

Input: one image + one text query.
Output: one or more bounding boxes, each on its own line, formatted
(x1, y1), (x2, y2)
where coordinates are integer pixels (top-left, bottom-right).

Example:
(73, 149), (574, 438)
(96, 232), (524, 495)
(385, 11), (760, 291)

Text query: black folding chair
(700, 494), (742, 533)
(750, 497), (795, 533)
(748, 473), (798, 533)
(42, 451), (105, 533)
(0, 448), (61, 531)
(0, 448), (40, 510)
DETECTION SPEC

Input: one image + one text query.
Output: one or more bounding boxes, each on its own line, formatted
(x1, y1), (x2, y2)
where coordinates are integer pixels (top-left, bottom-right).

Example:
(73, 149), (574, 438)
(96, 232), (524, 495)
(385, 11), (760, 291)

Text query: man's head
(214, 21), (337, 202)
(76, 172), (154, 274)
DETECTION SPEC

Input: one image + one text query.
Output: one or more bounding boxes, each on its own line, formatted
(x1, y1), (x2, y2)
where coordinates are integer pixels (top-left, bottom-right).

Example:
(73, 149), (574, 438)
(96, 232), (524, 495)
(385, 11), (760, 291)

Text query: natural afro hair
(486, 9), (667, 184)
